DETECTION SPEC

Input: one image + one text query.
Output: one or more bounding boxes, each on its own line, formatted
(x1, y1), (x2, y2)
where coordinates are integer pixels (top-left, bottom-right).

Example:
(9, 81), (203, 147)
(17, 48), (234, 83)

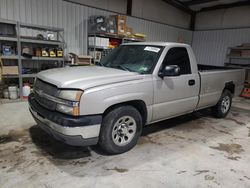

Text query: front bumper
(28, 93), (102, 146)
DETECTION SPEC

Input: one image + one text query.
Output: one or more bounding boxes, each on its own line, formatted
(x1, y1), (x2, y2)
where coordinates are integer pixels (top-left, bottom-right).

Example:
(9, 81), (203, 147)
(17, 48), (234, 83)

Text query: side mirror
(158, 65), (180, 78)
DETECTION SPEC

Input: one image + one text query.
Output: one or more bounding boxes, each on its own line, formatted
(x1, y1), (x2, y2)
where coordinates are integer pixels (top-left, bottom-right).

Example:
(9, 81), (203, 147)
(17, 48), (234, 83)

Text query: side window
(162, 47), (191, 75)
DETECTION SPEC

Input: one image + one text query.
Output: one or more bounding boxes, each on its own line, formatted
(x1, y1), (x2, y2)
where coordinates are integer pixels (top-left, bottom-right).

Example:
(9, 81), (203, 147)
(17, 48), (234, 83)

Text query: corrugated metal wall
(192, 28), (250, 66)
(0, 0), (192, 54)
(127, 16), (192, 43)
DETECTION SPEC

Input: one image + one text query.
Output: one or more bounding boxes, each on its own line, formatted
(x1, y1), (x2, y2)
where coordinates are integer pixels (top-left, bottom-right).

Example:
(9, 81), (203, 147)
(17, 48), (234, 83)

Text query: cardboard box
(107, 26), (117, 34)
(125, 27), (133, 37)
(88, 37), (95, 46)
(89, 15), (105, 25)
(96, 37), (102, 46)
(230, 50), (241, 57)
(110, 15), (126, 26)
(100, 38), (109, 48)
(88, 24), (107, 34)
(2, 66), (19, 75)
(77, 55), (92, 65)
(241, 50), (250, 57)
(117, 25), (126, 36)
(89, 51), (102, 62)
(106, 16), (117, 26)
(242, 43), (250, 47)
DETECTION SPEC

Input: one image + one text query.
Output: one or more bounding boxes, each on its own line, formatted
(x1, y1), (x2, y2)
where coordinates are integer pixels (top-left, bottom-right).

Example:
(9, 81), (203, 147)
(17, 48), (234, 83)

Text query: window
(162, 47), (191, 75)
(99, 45), (164, 74)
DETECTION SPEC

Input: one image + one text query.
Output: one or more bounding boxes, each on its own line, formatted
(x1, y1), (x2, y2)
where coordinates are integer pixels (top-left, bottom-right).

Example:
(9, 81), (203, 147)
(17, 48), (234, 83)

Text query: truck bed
(198, 64), (240, 72)
(196, 65), (245, 110)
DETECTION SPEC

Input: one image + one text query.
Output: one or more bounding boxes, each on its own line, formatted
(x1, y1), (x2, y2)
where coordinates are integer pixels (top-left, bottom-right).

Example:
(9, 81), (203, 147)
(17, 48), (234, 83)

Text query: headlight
(56, 89), (83, 116)
(58, 90), (83, 101)
(56, 104), (79, 116)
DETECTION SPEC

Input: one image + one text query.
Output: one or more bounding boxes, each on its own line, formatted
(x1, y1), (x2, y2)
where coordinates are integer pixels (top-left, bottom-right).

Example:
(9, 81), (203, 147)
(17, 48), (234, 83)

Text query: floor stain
(177, 170), (187, 174)
(138, 136), (163, 146)
(231, 112), (240, 117)
(204, 175), (215, 180)
(0, 126), (93, 174)
(29, 126), (91, 160)
(225, 118), (246, 126)
(0, 130), (28, 144)
(51, 158), (90, 166)
(244, 176), (250, 180)
(209, 143), (244, 155)
(13, 146), (27, 154)
(193, 170), (209, 176)
(210, 126), (233, 136)
(218, 130), (233, 136)
(169, 134), (186, 140)
(175, 121), (204, 132)
(106, 167), (129, 173)
(247, 127), (250, 137)
(213, 180), (220, 185)
(230, 169), (236, 173)
(227, 156), (241, 161)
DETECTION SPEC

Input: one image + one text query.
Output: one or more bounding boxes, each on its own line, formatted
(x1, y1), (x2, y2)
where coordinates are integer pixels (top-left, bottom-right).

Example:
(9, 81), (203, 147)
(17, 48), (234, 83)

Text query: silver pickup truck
(29, 42), (245, 154)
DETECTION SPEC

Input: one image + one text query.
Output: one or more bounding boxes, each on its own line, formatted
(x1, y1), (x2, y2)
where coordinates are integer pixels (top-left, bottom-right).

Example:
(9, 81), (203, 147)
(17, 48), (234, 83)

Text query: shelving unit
(226, 46), (250, 64)
(21, 57), (64, 61)
(0, 18), (65, 100)
(20, 38), (64, 45)
(225, 46), (250, 84)
(88, 33), (146, 63)
(0, 19), (19, 101)
(0, 36), (18, 42)
(1, 55), (19, 60)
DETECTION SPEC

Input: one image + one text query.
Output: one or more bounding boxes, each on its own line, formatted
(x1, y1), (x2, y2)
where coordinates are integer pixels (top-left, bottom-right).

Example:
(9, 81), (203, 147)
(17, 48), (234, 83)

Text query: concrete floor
(0, 98), (250, 188)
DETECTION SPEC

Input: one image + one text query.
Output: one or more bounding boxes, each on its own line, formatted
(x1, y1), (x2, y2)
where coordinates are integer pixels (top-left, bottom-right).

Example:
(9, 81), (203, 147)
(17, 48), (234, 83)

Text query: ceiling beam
(162, 0), (194, 14)
(126, 0), (132, 15)
(184, 0), (219, 6)
(200, 1), (250, 12)
(190, 12), (196, 31)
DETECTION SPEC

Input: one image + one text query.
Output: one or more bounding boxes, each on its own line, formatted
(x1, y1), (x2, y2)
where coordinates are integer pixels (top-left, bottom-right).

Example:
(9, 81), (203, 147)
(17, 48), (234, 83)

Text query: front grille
(34, 92), (57, 110)
(34, 79), (58, 110)
(34, 79), (58, 96)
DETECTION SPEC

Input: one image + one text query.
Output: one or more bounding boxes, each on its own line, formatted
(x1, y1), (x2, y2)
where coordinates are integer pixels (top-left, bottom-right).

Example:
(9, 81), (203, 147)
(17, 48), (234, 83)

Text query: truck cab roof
(122, 42), (191, 48)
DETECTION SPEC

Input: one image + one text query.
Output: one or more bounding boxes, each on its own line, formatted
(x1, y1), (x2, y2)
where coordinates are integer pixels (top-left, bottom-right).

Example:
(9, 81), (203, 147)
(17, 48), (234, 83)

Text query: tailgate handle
(188, 79), (195, 86)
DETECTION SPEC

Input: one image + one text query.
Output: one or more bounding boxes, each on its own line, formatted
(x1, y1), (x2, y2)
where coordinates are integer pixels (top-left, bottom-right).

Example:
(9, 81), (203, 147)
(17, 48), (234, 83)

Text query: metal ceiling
(163, 0), (250, 12)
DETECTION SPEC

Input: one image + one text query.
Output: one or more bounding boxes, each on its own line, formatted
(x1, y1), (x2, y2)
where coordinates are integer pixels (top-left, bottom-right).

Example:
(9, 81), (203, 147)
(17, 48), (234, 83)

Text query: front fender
(79, 79), (153, 116)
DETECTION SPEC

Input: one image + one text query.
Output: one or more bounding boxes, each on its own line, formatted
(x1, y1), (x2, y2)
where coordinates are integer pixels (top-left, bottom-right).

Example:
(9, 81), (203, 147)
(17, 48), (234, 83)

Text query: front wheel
(212, 90), (232, 118)
(98, 105), (142, 154)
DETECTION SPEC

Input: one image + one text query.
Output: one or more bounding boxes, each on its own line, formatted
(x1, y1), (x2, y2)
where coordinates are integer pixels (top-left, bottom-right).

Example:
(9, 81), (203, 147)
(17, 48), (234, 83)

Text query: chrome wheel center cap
(112, 116), (137, 146)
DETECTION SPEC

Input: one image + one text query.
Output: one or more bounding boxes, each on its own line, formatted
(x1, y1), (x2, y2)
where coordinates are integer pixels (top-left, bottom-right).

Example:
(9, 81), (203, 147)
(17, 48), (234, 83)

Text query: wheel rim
(112, 116), (137, 146)
(221, 96), (230, 114)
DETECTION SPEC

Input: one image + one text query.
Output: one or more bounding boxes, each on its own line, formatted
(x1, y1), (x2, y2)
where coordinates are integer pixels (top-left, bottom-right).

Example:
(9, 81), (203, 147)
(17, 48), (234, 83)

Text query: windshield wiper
(96, 61), (105, 67)
(112, 64), (132, 72)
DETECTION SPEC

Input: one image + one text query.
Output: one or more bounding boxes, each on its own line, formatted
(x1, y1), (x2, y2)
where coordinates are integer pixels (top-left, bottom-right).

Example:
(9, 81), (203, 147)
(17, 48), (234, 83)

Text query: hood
(37, 66), (142, 90)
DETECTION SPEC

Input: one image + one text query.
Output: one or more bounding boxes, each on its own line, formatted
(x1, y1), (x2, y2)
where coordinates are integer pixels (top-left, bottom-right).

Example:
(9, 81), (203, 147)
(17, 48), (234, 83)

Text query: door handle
(188, 79), (195, 86)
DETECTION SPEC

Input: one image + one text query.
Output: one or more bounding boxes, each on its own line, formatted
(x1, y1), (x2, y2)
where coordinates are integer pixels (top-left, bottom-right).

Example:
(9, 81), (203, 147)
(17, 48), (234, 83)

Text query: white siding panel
(192, 28), (250, 66)
(127, 16), (192, 44)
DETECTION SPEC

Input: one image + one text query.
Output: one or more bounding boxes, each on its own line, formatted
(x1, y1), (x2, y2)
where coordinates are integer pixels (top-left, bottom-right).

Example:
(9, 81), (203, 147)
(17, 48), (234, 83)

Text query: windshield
(97, 45), (164, 74)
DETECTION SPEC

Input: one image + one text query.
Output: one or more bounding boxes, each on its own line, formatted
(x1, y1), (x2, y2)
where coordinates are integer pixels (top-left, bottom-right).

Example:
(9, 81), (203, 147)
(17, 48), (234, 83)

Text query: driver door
(152, 47), (199, 121)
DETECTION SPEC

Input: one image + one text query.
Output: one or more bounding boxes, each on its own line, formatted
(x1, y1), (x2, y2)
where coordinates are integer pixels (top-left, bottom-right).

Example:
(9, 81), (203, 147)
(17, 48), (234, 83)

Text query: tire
(99, 105), (143, 155)
(212, 90), (232, 118)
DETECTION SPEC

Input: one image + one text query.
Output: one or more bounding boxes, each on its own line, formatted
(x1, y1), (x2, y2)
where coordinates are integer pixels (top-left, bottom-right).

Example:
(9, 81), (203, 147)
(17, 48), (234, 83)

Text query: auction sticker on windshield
(144, 46), (161, 53)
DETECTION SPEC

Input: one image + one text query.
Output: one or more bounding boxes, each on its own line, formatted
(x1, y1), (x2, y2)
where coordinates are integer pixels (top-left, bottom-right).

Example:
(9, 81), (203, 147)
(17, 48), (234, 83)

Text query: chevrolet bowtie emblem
(36, 89), (44, 96)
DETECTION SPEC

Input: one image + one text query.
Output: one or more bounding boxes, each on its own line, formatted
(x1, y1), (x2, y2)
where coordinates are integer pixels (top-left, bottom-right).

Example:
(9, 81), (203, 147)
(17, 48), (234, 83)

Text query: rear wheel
(212, 90), (232, 118)
(99, 105), (142, 154)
